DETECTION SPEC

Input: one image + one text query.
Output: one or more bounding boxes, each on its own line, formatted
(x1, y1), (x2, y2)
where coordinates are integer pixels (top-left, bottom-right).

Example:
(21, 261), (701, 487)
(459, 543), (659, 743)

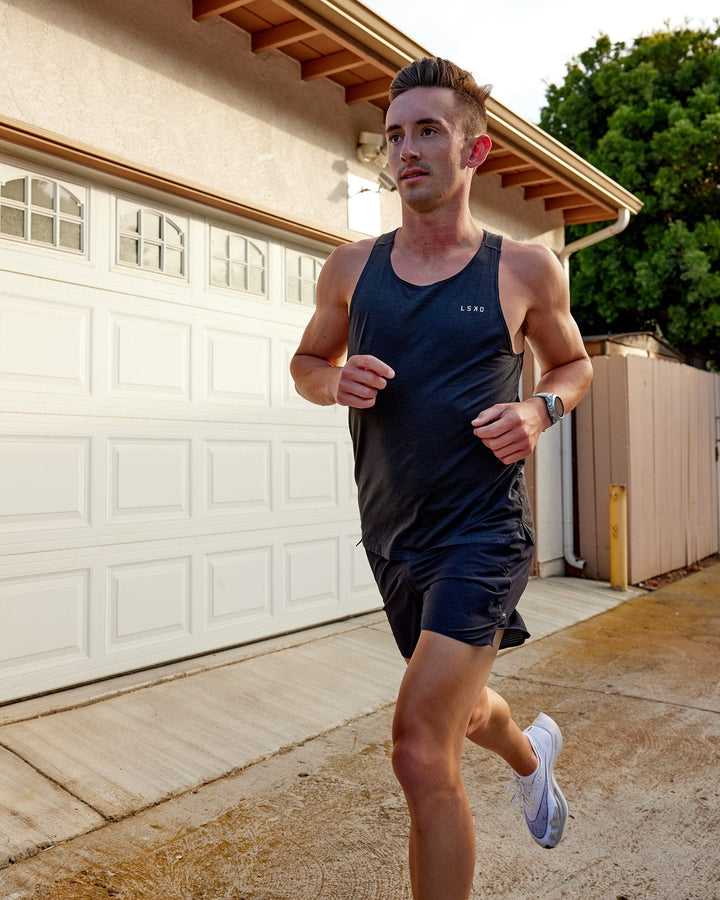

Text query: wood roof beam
(192, 0), (252, 21)
(302, 49), (364, 80)
(252, 20), (322, 52)
(345, 77), (392, 104)
(501, 168), (550, 188)
(480, 153), (528, 174)
(524, 182), (575, 200)
(545, 193), (597, 211)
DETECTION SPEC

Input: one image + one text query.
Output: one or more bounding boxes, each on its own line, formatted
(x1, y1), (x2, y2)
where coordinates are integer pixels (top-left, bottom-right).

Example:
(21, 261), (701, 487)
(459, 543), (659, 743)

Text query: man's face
(385, 87), (481, 213)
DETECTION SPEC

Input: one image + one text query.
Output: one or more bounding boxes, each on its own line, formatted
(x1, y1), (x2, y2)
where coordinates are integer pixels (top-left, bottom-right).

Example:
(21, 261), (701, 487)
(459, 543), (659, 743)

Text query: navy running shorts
(367, 535), (533, 659)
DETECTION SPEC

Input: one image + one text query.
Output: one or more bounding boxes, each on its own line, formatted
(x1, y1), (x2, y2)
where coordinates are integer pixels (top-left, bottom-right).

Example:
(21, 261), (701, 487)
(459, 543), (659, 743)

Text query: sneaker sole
(533, 713), (568, 849)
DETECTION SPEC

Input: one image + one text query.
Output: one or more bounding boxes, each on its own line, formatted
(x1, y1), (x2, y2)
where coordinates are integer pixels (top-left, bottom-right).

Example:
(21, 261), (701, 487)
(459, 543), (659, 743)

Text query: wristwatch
(533, 392), (564, 426)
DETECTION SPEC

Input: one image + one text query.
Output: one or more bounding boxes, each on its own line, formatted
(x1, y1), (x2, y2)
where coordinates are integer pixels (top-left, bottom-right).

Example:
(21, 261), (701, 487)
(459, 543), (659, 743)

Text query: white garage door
(0, 154), (379, 703)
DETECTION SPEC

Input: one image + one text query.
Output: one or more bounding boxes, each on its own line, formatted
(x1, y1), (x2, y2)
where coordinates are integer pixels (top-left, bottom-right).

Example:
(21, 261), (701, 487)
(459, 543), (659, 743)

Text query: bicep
(523, 250), (589, 374)
(293, 252), (352, 367)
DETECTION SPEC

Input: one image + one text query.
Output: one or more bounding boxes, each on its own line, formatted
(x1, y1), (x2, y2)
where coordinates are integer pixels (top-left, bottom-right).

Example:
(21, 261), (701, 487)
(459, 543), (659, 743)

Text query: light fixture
(356, 131), (386, 164)
(356, 131), (396, 191)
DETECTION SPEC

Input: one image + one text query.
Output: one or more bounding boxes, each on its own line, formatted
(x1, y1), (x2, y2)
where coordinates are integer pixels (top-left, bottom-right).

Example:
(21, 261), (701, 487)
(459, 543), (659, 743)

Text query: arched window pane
(247, 241), (264, 266)
(1, 178), (25, 202)
(59, 187), (82, 217)
(31, 179), (55, 210)
(143, 211), (162, 240)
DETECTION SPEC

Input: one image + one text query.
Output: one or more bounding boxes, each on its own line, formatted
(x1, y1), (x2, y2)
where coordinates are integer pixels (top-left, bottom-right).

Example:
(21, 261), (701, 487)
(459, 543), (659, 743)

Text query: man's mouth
(401, 169), (427, 181)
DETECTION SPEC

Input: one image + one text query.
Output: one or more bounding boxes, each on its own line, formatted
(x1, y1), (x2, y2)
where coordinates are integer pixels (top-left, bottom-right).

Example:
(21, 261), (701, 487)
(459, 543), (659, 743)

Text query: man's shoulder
(322, 236), (378, 295)
(500, 236), (558, 267)
(329, 236), (377, 268)
(499, 237), (565, 290)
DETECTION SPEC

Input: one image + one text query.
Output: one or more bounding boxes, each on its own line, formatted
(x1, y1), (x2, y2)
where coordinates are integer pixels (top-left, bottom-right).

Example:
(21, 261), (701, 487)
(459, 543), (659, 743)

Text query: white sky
(364, 0), (719, 122)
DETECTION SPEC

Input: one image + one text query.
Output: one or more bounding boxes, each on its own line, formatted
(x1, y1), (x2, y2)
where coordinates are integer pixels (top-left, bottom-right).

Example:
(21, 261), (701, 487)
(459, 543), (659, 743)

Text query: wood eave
(193, 0), (642, 226)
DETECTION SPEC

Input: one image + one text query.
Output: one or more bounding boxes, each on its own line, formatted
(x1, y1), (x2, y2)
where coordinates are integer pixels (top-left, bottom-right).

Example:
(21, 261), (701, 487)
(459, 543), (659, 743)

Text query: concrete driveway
(0, 563), (717, 899)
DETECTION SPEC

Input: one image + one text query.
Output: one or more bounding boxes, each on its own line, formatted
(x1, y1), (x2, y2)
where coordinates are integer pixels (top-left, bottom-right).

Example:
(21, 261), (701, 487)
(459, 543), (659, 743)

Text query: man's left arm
(472, 243), (593, 464)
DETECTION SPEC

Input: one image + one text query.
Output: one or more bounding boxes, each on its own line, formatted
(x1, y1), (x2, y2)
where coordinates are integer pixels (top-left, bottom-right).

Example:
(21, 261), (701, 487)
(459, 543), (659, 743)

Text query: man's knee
(391, 722), (458, 798)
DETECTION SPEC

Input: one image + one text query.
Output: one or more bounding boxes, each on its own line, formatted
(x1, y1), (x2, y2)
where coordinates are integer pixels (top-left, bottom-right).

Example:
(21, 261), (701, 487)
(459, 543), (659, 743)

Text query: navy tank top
(348, 229), (534, 559)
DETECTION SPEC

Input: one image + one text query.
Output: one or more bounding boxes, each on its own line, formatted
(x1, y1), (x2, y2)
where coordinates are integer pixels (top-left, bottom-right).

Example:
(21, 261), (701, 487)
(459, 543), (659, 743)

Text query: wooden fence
(575, 355), (719, 583)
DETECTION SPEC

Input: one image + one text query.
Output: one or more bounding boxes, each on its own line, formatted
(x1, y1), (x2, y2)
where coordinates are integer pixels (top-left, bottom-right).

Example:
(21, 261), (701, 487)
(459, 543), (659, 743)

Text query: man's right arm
(290, 242), (394, 408)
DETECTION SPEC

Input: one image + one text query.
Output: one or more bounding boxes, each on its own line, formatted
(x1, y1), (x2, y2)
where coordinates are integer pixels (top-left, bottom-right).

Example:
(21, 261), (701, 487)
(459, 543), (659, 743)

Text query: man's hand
(471, 398), (548, 464)
(335, 355), (395, 408)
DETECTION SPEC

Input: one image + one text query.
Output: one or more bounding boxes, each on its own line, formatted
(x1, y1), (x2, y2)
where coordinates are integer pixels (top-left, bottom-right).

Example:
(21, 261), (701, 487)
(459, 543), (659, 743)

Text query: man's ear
(468, 134), (492, 170)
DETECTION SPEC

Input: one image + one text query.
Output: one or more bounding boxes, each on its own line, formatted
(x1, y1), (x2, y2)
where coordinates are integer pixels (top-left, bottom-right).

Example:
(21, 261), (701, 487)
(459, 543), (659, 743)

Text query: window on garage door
(117, 199), (187, 277)
(0, 165), (86, 253)
(285, 248), (324, 306)
(210, 226), (267, 296)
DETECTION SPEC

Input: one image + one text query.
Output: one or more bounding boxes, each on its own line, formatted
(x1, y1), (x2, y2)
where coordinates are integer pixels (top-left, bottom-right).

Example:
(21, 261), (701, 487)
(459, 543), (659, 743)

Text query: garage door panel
(205, 439), (271, 515)
(109, 312), (191, 399)
(107, 557), (192, 651)
(0, 296), (92, 393)
(0, 569), (90, 670)
(109, 438), (191, 523)
(282, 441), (337, 508)
(0, 435), (91, 530)
(205, 328), (271, 405)
(205, 546), (273, 629)
(284, 538), (340, 614)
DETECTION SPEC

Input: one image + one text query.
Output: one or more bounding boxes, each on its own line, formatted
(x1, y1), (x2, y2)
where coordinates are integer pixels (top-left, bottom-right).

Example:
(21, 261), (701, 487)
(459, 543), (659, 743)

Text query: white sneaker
(508, 712), (568, 849)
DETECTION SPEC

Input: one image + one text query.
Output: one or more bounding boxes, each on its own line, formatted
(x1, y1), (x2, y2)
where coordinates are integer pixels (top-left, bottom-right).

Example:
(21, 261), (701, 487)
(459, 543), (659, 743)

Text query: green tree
(540, 23), (720, 370)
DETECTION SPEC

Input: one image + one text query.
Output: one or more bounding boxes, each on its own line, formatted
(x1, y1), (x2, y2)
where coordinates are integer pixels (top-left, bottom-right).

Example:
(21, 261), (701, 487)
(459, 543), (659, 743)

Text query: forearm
(290, 353), (341, 406)
(533, 356), (593, 414)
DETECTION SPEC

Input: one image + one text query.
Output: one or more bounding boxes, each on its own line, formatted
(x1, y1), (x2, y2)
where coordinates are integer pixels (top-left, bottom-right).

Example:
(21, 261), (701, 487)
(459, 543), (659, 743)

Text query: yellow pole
(609, 484), (628, 591)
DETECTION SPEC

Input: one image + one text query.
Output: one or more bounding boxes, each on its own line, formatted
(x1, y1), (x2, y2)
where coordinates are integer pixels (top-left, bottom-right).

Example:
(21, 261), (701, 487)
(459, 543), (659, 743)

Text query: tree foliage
(539, 23), (720, 370)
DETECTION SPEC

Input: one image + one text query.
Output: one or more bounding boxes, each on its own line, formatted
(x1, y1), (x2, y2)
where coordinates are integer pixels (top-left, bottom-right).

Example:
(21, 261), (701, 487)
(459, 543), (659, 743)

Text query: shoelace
(506, 776), (532, 809)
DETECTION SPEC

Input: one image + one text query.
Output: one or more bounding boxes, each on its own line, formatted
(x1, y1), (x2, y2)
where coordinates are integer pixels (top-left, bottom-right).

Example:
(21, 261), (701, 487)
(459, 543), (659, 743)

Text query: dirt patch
(634, 553), (719, 591)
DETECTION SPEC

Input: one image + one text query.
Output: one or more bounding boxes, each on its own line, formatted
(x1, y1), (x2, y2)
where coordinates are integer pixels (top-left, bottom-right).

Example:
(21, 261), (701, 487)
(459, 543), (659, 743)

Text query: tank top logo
(460, 305), (485, 312)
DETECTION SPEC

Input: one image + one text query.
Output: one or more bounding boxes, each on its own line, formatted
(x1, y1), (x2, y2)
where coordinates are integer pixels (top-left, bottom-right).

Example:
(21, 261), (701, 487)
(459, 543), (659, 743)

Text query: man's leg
(391, 628), (533, 900)
(465, 684), (537, 775)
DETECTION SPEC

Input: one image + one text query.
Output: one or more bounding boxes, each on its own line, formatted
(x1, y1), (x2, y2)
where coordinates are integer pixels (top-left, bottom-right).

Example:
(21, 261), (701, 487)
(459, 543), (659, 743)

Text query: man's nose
(400, 138), (419, 161)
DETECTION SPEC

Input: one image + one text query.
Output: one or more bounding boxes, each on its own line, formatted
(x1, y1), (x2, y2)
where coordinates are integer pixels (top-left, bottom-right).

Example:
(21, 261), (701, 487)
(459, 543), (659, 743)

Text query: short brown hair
(389, 57), (491, 137)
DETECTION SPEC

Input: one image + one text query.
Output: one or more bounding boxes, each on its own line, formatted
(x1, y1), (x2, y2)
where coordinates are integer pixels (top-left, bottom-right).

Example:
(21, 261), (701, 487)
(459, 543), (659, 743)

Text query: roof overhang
(192, 0), (643, 224)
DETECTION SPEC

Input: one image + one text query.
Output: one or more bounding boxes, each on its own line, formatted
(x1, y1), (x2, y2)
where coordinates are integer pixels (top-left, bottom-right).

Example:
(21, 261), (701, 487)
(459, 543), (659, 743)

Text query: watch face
(554, 395), (565, 418)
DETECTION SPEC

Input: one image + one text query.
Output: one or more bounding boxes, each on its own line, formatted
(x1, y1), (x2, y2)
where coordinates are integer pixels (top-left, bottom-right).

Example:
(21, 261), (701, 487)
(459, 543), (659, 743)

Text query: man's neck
(395, 208), (484, 258)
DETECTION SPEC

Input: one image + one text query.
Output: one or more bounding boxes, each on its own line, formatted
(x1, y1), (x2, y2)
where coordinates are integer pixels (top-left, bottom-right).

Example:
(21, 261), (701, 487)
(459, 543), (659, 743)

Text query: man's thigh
(392, 630), (500, 755)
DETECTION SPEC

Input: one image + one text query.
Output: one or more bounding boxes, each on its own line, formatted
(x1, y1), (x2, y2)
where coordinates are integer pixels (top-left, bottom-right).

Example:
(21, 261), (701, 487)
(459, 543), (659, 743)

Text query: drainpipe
(557, 207), (631, 570)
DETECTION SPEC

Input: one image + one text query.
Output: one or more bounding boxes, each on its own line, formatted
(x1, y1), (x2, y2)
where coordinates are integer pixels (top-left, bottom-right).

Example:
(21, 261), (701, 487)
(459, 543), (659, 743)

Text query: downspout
(557, 207), (631, 570)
